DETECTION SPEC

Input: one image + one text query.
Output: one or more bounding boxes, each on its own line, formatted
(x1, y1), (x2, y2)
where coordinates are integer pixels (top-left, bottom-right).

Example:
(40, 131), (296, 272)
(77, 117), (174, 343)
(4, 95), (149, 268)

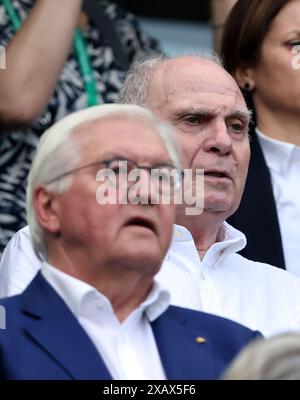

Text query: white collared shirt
(256, 128), (300, 276)
(156, 224), (300, 337)
(2, 224), (300, 337)
(41, 262), (169, 380)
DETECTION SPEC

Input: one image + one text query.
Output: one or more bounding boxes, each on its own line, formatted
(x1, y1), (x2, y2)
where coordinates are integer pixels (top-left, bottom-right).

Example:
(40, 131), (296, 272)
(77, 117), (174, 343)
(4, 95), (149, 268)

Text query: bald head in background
(120, 56), (251, 252)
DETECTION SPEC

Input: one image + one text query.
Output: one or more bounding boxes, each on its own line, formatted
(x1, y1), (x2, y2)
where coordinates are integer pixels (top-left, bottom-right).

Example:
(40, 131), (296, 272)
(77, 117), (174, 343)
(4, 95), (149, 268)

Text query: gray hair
(118, 53), (223, 108)
(26, 103), (181, 258)
(222, 333), (300, 380)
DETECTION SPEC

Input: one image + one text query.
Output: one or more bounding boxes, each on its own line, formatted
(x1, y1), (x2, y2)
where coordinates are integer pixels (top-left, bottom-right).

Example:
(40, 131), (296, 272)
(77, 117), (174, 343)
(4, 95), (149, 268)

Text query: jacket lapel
(152, 307), (217, 380)
(21, 273), (112, 380)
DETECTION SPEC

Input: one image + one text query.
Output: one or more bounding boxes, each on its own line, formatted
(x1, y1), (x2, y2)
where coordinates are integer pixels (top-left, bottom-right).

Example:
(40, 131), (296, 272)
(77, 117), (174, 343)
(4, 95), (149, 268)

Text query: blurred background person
(210, 0), (237, 53)
(0, 0), (161, 256)
(221, 0), (300, 274)
(222, 333), (300, 380)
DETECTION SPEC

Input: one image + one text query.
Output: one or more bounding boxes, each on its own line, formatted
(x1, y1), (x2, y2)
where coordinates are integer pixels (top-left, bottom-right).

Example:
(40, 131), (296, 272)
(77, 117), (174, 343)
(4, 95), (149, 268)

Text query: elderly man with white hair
(0, 104), (260, 380)
(1, 55), (300, 338)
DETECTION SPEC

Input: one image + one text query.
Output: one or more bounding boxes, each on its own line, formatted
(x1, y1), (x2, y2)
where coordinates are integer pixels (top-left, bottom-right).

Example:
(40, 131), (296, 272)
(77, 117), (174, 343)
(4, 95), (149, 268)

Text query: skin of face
(249, 0), (300, 118)
(37, 117), (176, 284)
(148, 57), (250, 225)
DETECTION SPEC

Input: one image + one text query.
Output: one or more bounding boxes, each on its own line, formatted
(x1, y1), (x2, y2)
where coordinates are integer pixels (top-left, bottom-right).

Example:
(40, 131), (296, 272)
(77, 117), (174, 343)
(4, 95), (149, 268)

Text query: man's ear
(235, 66), (256, 92)
(33, 187), (61, 234)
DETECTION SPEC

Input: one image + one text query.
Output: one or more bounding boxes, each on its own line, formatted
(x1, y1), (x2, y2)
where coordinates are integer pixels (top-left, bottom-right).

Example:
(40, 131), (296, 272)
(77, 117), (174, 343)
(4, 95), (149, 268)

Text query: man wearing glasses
(2, 56), (300, 339)
(0, 104), (259, 380)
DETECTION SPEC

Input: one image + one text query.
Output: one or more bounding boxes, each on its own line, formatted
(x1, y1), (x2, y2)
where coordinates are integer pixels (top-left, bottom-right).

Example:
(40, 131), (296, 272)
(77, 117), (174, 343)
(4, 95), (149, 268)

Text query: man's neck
(102, 271), (155, 322)
(47, 248), (155, 322)
(176, 212), (224, 259)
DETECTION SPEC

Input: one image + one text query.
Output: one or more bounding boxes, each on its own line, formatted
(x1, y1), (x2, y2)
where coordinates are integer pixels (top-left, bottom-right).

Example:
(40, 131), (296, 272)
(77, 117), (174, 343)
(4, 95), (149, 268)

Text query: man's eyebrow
(170, 107), (252, 124)
(170, 107), (215, 122)
(228, 108), (252, 125)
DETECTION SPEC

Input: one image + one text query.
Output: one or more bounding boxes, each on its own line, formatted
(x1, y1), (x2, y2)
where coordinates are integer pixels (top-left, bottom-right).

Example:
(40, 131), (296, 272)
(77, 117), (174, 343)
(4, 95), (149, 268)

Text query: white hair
(26, 103), (181, 258)
(118, 53), (223, 107)
(222, 333), (300, 380)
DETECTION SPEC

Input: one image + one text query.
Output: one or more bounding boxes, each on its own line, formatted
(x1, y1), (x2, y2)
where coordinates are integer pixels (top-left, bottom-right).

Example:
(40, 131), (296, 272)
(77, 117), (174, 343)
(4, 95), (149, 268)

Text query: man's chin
(115, 244), (163, 269)
(203, 196), (233, 213)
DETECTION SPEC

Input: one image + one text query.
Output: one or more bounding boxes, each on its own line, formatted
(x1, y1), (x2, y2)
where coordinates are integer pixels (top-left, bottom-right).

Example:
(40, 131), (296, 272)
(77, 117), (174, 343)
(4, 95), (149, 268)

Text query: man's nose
(202, 121), (232, 155)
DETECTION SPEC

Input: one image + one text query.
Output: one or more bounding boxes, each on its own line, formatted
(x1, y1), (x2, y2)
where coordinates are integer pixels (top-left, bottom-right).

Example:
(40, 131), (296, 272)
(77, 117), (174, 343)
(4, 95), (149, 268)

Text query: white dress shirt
(41, 262), (169, 380)
(1, 224), (300, 337)
(157, 224), (300, 337)
(256, 128), (300, 276)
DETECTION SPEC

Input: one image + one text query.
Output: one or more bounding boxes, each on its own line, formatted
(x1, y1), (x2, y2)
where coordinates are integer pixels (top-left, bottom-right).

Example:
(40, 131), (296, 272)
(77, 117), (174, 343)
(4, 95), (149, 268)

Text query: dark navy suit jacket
(0, 273), (261, 380)
(228, 126), (285, 269)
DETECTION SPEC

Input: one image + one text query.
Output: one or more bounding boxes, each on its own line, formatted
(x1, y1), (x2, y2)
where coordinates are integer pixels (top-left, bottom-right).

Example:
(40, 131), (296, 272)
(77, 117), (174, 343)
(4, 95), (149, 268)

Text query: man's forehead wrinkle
(167, 77), (240, 96)
(160, 71), (241, 100)
(149, 57), (245, 113)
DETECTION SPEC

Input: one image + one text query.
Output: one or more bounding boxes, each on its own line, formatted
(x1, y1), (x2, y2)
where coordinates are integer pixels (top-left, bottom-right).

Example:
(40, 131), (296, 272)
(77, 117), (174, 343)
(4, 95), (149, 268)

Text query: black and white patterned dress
(0, 0), (161, 255)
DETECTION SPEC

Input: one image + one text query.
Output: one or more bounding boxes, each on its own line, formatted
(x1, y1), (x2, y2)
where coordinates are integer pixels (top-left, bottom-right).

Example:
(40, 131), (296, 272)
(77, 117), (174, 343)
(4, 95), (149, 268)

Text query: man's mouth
(204, 170), (231, 180)
(124, 217), (157, 233)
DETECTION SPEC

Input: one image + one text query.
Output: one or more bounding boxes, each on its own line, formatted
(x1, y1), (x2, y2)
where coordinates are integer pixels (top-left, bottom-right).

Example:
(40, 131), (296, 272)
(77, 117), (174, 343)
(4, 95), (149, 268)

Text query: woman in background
(0, 0), (161, 256)
(222, 0), (300, 275)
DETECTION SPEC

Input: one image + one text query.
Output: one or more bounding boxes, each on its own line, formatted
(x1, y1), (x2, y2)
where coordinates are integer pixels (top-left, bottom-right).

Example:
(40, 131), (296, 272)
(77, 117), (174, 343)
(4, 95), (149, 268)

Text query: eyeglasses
(45, 157), (182, 195)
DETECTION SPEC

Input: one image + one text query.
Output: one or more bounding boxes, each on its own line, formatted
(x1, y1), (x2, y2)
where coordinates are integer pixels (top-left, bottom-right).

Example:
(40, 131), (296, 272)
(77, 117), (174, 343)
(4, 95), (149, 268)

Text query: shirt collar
(133, 280), (170, 323)
(206, 222), (247, 261)
(256, 127), (297, 174)
(169, 223), (246, 268)
(171, 223), (246, 246)
(41, 262), (170, 323)
(41, 262), (98, 319)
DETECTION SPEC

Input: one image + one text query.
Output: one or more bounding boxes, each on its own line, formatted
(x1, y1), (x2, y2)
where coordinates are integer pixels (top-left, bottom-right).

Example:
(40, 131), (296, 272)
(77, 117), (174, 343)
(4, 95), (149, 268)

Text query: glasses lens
(106, 159), (131, 188)
(104, 159), (181, 195)
(151, 167), (181, 195)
